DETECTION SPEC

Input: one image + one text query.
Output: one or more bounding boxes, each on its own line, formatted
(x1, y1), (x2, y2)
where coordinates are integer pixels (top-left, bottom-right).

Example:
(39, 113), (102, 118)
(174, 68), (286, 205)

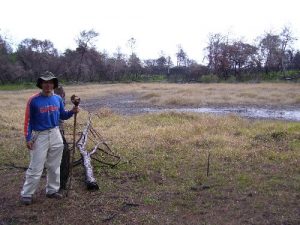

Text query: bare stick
(206, 150), (211, 177)
(66, 95), (81, 196)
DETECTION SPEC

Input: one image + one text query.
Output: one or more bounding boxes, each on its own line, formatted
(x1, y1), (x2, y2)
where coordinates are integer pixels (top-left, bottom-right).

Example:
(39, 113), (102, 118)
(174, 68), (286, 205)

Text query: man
(20, 71), (79, 205)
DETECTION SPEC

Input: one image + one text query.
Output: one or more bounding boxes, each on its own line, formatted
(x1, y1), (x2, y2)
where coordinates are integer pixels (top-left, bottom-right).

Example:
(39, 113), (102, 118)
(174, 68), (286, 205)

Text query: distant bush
(225, 75), (237, 83)
(0, 82), (35, 91)
(140, 74), (165, 82)
(118, 74), (166, 83)
(261, 71), (281, 80)
(199, 74), (219, 83)
(258, 70), (300, 81)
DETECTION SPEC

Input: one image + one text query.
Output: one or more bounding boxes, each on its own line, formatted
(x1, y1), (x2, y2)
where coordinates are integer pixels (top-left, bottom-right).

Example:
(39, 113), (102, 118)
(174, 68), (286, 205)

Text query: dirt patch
(81, 93), (165, 115)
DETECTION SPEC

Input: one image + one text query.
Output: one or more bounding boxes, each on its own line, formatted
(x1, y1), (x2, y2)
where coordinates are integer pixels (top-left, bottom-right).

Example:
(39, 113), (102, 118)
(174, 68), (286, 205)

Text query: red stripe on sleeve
(24, 93), (39, 140)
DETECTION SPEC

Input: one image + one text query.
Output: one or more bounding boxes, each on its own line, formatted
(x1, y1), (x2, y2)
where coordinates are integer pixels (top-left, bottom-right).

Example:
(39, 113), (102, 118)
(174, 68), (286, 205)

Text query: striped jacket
(24, 93), (74, 142)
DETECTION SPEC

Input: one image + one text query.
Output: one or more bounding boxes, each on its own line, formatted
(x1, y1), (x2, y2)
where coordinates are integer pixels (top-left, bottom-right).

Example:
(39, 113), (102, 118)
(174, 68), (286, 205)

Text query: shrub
(199, 74), (219, 83)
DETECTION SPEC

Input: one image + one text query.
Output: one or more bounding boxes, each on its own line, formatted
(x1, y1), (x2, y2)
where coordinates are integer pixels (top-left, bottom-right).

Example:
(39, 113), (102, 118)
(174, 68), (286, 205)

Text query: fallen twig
(102, 202), (139, 222)
(1, 163), (27, 171)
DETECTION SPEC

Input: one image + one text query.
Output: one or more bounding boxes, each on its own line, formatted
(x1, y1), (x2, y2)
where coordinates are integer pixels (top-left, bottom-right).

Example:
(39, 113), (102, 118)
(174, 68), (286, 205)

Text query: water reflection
(144, 107), (300, 121)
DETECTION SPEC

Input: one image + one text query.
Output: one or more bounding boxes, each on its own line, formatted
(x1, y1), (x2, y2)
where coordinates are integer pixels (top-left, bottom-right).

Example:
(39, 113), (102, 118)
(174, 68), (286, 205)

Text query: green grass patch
(236, 173), (252, 189)
(0, 82), (36, 90)
(289, 139), (300, 150)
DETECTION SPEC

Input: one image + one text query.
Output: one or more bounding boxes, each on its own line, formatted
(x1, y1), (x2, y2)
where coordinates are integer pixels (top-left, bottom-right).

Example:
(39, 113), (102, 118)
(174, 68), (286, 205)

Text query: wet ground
(81, 93), (300, 121)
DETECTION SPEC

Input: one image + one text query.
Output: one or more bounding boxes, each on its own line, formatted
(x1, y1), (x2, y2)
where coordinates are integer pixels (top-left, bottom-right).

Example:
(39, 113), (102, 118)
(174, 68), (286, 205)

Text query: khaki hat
(36, 71), (58, 89)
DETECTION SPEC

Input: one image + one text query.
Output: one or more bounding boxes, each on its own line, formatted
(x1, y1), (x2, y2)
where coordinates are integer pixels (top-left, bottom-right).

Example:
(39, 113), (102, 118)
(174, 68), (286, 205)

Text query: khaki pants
(21, 127), (64, 197)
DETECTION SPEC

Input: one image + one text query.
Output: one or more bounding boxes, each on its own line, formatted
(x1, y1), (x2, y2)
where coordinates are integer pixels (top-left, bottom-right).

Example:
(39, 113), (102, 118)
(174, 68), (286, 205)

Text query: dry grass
(0, 83), (299, 225)
(58, 82), (300, 107)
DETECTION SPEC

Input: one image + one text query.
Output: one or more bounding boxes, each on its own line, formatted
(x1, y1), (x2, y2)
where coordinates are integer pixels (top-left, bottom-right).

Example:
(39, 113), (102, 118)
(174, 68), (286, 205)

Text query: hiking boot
(21, 196), (33, 205)
(46, 192), (63, 199)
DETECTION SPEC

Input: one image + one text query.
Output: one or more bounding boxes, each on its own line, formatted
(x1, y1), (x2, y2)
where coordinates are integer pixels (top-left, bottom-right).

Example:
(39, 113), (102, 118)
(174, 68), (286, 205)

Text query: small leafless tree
(75, 29), (99, 82)
(279, 26), (297, 77)
(176, 45), (187, 67)
(127, 37), (136, 56)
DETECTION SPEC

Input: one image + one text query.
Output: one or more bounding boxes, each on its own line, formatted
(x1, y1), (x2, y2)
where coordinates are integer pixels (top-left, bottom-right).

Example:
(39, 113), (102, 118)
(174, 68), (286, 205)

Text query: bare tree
(127, 37), (136, 55)
(75, 29), (99, 82)
(204, 33), (226, 74)
(166, 56), (173, 76)
(176, 45), (187, 67)
(110, 47), (127, 81)
(279, 26), (297, 77)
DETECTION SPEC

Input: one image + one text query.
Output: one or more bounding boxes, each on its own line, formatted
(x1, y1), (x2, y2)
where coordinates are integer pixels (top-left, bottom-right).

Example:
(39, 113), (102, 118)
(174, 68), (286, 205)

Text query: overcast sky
(1, 0), (299, 63)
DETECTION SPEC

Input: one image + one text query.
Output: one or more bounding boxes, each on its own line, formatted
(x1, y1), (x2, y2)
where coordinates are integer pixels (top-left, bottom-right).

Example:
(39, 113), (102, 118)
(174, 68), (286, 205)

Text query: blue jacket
(24, 93), (74, 142)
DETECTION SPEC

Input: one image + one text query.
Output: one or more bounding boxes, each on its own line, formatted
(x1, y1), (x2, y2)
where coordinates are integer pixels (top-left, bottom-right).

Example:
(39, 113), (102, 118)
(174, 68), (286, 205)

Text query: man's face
(41, 80), (54, 93)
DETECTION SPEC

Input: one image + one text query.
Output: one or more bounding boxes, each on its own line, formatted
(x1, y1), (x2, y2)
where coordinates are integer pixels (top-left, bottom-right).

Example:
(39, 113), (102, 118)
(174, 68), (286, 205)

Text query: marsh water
(82, 94), (300, 122)
(144, 106), (300, 121)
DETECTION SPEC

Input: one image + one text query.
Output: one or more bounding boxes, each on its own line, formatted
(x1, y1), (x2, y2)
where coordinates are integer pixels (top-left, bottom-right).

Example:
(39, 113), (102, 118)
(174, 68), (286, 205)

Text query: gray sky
(1, 0), (300, 63)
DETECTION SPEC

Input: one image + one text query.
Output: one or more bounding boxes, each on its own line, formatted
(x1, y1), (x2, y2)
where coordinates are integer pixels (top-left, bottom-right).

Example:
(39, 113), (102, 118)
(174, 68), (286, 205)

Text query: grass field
(60, 82), (300, 107)
(0, 83), (299, 224)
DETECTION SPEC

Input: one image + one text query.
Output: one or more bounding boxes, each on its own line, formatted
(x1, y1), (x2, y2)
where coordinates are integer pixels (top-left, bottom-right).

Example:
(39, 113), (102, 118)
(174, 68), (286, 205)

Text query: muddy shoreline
(81, 93), (300, 121)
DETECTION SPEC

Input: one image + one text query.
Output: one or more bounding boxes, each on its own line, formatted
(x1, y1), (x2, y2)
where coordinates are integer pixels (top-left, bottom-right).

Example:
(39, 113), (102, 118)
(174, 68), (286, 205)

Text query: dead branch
(76, 115), (99, 190)
(68, 113), (123, 190)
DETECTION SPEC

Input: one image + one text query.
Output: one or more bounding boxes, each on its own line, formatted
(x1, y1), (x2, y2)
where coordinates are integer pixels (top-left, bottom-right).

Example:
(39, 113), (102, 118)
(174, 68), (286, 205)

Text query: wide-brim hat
(36, 71), (58, 89)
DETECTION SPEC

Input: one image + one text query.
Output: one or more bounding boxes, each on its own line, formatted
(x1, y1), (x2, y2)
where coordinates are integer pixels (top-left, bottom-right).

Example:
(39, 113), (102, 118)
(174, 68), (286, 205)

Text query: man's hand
(26, 141), (33, 150)
(72, 106), (80, 114)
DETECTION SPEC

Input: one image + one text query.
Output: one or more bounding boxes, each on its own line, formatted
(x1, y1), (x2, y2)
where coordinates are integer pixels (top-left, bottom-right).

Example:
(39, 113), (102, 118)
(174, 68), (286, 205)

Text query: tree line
(0, 27), (300, 84)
